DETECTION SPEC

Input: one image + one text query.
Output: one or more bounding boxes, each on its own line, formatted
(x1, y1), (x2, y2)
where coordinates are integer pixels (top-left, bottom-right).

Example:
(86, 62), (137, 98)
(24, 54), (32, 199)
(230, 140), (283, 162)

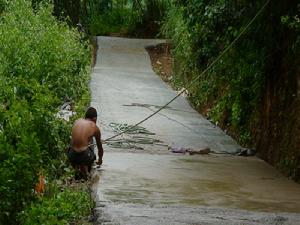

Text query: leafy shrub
(0, 0), (7, 14)
(161, 4), (194, 83)
(88, 6), (136, 35)
(0, 1), (90, 101)
(133, 0), (169, 36)
(85, 0), (169, 36)
(0, 0), (91, 223)
(281, 5), (300, 51)
(162, 0), (300, 180)
(20, 188), (93, 225)
(161, 0), (267, 139)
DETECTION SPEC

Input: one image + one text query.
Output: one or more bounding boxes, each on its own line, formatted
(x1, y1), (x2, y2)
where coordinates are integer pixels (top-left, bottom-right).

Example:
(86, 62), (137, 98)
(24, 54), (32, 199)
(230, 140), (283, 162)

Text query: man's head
(85, 107), (97, 122)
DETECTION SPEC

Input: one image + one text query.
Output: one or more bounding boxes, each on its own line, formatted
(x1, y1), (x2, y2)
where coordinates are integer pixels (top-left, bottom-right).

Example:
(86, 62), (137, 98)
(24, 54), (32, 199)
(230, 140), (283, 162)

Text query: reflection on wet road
(94, 152), (300, 213)
(93, 152), (300, 225)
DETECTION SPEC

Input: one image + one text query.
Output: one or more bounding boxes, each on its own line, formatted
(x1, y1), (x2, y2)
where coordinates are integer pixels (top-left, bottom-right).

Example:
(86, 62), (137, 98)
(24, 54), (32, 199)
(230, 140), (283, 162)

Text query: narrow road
(91, 36), (300, 225)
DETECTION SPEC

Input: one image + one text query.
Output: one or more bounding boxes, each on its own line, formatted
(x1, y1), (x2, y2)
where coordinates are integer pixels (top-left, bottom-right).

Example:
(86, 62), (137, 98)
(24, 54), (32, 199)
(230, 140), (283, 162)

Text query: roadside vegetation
(160, 1), (300, 180)
(20, 186), (93, 225)
(0, 0), (92, 224)
(43, 0), (168, 37)
(81, 0), (168, 37)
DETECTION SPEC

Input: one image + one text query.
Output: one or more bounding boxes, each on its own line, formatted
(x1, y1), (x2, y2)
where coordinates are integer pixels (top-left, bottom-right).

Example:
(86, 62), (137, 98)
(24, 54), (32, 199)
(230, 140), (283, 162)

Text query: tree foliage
(162, 1), (300, 179)
(80, 0), (169, 36)
(0, 0), (90, 223)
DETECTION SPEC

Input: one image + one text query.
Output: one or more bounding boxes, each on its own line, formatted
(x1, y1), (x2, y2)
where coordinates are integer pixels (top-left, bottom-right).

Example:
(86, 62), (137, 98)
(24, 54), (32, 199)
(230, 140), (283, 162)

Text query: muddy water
(93, 152), (300, 214)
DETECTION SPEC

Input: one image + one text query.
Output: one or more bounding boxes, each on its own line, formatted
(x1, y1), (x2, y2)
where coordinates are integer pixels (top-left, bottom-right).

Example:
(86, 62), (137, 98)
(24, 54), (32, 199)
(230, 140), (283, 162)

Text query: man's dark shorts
(67, 147), (96, 166)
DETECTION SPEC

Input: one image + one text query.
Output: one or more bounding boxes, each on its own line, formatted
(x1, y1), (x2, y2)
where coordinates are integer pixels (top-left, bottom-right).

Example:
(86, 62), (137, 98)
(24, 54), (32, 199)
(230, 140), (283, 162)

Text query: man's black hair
(85, 107), (97, 119)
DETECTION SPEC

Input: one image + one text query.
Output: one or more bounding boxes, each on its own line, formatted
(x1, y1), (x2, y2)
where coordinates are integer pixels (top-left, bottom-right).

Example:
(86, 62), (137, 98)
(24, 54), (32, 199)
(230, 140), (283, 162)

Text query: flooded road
(92, 152), (300, 224)
(91, 37), (300, 224)
(94, 152), (300, 212)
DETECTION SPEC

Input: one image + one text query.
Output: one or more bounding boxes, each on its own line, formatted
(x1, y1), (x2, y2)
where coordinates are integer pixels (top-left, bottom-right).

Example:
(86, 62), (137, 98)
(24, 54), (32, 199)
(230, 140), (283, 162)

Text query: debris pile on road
(168, 145), (257, 157)
(236, 148), (257, 156)
(169, 146), (211, 155)
(109, 123), (155, 135)
(106, 123), (162, 150)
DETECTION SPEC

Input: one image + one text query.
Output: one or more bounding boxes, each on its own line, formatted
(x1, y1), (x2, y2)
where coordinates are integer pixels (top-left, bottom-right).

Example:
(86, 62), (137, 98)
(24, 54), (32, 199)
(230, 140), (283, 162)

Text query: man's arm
(94, 126), (104, 165)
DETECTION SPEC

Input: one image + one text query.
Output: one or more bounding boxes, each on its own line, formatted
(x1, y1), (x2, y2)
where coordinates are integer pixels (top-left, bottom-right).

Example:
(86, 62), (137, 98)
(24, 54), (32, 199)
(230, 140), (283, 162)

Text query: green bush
(20, 188), (93, 225)
(134, 0), (169, 36)
(162, 0), (267, 140)
(0, 0), (91, 223)
(0, 0), (7, 14)
(0, 0), (90, 101)
(161, 4), (194, 83)
(88, 6), (135, 35)
(85, 0), (169, 36)
(162, 0), (300, 179)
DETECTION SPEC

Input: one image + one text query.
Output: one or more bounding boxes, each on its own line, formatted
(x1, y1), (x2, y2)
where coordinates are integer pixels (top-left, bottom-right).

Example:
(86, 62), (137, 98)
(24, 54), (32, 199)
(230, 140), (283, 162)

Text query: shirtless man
(68, 107), (103, 176)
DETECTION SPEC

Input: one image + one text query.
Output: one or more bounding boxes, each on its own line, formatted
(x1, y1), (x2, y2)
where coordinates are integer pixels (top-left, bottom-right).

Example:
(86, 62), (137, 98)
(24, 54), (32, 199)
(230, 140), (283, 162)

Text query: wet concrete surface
(93, 153), (300, 211)
(94, 204), (300, 225)
(91, 37), (300, 224)
(92, 152), (300, 225)
(91, 36), (240, 154)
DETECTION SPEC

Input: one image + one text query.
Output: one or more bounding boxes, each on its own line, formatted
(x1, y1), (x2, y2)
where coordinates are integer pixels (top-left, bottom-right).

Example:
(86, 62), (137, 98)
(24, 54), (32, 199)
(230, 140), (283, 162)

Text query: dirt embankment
(256, 47), (300, 181)
(146, 43), (173, 83)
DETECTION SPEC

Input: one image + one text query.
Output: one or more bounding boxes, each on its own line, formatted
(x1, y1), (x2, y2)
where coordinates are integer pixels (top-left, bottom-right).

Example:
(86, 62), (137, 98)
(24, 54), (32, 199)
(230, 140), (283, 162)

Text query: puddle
(94, 152), (300, 213)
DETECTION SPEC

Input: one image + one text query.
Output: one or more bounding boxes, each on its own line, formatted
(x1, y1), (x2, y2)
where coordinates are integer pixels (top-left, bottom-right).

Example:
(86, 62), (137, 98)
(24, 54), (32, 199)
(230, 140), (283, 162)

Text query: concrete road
(91, 37), (300, 225)
(91, 36), (239, 153)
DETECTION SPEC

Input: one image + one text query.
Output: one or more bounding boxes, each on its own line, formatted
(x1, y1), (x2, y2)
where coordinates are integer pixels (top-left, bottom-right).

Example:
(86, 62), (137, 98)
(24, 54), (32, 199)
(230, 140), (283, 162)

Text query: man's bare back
(68, 107), (104, 168)
(71, 118), (98, 152)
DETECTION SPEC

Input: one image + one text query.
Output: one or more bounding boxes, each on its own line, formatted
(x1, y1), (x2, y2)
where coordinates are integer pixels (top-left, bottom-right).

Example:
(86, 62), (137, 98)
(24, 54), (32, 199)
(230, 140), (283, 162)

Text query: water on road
(91, 37), (300, 225)
(94, 152), (300, 212)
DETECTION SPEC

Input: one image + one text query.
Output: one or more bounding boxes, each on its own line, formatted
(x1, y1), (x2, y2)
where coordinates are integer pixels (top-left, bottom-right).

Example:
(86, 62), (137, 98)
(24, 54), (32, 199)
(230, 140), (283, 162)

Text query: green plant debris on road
(106, 136), (162, 150)
(109, 123), (155, 135)
(107, 123), (161, 150)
